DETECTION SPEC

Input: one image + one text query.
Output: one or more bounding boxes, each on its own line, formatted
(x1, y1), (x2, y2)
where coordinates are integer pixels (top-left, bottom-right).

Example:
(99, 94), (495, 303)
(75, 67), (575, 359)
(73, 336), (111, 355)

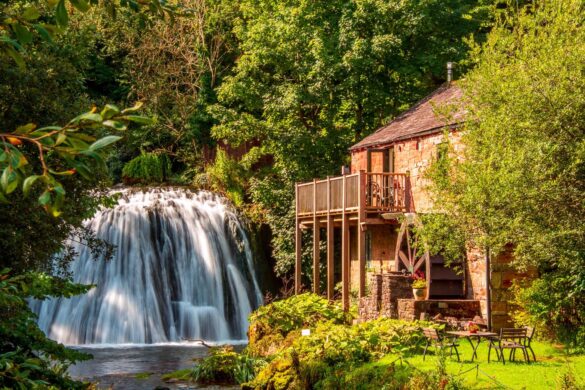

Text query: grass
(374, 340), (585, 389)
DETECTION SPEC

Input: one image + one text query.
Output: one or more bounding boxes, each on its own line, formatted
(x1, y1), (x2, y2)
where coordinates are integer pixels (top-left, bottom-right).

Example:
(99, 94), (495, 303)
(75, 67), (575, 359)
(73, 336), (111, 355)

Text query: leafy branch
(0, 102), (153, 215)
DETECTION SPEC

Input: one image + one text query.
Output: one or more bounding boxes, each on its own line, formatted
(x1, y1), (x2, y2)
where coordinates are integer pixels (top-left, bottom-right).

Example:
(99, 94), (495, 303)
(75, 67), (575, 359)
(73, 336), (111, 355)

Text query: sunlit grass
(374, 341), (585, 389)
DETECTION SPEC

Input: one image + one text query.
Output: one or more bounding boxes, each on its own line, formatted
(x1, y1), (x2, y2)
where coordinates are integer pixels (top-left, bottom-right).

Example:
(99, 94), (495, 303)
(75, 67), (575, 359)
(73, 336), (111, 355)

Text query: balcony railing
(296, 172), (409, 217)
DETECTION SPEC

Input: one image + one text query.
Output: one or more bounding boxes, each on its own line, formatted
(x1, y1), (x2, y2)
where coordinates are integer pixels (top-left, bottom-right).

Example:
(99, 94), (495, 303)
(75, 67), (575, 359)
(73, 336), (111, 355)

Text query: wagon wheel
(394, 215), (431, 299)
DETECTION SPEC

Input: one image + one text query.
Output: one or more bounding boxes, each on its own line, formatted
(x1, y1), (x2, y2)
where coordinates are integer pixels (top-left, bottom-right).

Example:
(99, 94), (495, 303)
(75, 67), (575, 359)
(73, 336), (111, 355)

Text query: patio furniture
(422, 328), (460, 362)
(523, 326), (537, 362)
(488, 328), (530, 364)
(446, 330), (498, 362)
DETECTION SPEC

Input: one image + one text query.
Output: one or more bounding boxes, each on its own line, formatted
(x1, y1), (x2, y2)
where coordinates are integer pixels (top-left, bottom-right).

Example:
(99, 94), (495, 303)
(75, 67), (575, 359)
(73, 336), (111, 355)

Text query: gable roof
(350, 83), (465, 151)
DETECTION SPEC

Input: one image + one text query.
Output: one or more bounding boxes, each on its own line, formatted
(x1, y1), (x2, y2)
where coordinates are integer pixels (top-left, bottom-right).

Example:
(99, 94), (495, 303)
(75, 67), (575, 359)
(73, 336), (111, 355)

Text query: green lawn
(373, 341), (585, 389)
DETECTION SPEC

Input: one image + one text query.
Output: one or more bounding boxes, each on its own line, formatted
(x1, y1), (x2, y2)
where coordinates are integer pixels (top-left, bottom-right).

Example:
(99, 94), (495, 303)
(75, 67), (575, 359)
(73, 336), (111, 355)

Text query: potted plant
(467, 322), (480, 334)
(411, 270), (427, 300)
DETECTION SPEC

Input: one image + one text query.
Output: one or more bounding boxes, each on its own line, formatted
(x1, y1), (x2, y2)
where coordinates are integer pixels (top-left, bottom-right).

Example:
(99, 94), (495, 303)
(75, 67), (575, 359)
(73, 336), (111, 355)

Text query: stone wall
(358, 273), (413, 321)
(397, 299), (481, 322)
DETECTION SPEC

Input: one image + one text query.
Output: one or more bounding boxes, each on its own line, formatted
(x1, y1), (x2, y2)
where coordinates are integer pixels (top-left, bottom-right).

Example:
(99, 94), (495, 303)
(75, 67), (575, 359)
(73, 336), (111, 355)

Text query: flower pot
(412, 288), (426, 301)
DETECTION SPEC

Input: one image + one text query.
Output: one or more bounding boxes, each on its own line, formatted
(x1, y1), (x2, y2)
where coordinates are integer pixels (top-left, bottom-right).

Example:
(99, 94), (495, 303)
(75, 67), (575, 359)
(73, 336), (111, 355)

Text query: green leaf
(55, 132), (67, 146)
(33, 24), (54, 43)
(1, 168), (19, 194)
(22, 6), (41, 21)
(14, 123), (37, 135)
(9, 151), (28, 169)
(3, 46), (25, 69)
(120, 115), (154, 125)
(55, 0), (69, 27)
(121, 101), (144, 114)
(102, 120), (127, 131)
(23, 175), (41, 197)
(88, 135), (122, 151)
(100, 104), (120, 119)
(69, 0), (90, 12)
(12, 24), (33, 45)
(38, 190), (51, 206)
(70, 112), (102, 124)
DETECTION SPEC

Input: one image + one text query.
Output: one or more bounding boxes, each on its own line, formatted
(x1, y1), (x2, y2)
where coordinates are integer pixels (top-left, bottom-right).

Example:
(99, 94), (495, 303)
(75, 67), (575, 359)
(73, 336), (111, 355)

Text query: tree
(0, 0), (158, 386)
(424, 0), (585, 347)
(210, 0), (494, 276)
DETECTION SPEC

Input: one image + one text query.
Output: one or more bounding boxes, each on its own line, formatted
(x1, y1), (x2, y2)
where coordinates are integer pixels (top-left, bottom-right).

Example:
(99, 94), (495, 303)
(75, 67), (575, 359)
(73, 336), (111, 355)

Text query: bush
(191, 346), (267, 385)
(121, 152), (171, 184)
(0, 270), (93, 389)
(512, 274), (585, 351)
(247, 293), (349, 356)
(244, 317), (428, 389)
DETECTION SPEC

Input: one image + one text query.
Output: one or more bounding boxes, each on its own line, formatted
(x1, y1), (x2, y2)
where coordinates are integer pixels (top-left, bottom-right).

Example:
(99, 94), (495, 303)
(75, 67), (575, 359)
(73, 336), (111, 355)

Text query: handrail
(296, 171), (408, 216)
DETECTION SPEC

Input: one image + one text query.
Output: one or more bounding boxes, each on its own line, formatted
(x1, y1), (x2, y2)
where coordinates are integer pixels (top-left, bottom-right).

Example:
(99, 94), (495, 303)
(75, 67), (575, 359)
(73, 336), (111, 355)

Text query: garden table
(446, 331), (498, 362)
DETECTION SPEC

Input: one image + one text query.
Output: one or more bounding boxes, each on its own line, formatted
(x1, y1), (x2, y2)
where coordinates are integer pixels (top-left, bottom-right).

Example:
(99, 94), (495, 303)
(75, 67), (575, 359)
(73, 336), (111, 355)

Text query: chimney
(447, 62), (453, 83)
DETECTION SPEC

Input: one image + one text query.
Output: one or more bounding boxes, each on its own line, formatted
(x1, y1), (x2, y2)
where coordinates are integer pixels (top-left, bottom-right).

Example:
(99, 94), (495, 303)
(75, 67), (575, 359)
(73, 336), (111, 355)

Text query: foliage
(244, 317), (428, 389)
(121, 151), (171, 184)
(247, 293), (348, 356)
(0, 269), (92, 389)
(205, 149), (248, 206)
(209, 0), (495, 277)
(424, 0), (585, 345)
(0, 0), (178, 69)
(512, 275), (585, 351)
(190, 346), (267, 385)
(0, 102), (152, 215)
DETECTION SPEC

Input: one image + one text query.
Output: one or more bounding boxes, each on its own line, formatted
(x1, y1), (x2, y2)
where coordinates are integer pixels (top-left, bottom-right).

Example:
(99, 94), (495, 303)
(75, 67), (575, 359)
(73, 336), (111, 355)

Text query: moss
(161, 368), (192, 381)
(133, 372), (152, 379)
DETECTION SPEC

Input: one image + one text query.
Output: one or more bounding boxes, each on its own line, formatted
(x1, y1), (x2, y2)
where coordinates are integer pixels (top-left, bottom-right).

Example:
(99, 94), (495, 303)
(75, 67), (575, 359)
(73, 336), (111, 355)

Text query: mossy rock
(242, 355), (302, 390)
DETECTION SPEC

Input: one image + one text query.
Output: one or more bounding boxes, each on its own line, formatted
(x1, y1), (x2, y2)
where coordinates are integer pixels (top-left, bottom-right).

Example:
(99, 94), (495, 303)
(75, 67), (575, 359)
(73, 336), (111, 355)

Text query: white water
(31, 188), (263, 345)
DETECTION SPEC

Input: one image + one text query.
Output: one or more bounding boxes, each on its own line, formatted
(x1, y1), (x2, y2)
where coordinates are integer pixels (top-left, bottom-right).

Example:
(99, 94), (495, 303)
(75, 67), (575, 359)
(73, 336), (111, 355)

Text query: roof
(350, 83), (466, 151)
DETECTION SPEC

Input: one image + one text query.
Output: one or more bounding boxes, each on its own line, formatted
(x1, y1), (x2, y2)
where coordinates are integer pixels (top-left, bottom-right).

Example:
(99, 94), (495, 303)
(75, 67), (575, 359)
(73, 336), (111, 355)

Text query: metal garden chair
(488, 328), (529, 364)
(422, 328), (460, 362)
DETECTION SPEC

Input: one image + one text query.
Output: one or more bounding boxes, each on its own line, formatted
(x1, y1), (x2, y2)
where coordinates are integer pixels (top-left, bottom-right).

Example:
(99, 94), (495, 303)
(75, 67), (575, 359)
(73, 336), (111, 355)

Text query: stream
(70, 344), (242, 389)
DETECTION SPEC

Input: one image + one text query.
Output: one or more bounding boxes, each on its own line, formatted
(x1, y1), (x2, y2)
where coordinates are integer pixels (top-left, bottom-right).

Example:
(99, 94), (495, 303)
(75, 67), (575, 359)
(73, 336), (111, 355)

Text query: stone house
(294, 82), (532, 329)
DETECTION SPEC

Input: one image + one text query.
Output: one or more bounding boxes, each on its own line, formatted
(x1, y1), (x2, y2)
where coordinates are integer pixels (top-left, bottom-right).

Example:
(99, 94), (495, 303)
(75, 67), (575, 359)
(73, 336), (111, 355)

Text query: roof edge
(348, 122), (463, 152)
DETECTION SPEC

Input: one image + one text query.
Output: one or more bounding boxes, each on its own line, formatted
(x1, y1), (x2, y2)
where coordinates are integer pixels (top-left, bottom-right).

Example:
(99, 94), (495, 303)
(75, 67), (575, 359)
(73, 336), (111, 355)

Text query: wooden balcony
(295, 171), (410, 220)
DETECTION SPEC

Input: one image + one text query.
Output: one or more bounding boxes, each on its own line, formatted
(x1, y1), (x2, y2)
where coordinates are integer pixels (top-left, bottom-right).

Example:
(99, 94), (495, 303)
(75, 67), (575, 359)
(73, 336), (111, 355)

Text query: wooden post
(357, 170), (367, 298)
(295, 183), (302, 294)
(312, 180), (320, 294)
(342, 174), (350, 311)
(326, 176), (334, 300)
(405, 171), (411, 212)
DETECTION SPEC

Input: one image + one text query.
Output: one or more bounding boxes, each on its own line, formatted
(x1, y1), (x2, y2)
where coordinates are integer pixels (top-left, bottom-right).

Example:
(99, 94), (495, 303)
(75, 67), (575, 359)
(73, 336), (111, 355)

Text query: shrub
(191, 346), (267, 385)
(512, 275), (585, 351)
(0, 270), (93, 389)
(121, 152), (171, 184)
(245, 318), (428, 389)
(247, 293), (349, 356)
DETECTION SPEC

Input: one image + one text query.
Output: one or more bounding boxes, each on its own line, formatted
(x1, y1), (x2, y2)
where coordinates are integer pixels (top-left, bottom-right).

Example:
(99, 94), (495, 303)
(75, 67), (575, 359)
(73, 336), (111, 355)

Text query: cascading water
(31, 188), (263, 345)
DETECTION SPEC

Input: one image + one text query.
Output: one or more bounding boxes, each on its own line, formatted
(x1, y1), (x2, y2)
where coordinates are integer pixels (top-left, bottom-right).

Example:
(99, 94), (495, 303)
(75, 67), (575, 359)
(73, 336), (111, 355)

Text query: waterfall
(31, 188), (263, 345)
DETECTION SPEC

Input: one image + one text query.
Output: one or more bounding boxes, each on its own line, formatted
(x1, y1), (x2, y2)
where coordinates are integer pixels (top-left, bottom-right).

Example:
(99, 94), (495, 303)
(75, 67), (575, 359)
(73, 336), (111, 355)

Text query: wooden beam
(357, 170), (367, 298)
(342, 174), (350, 311)
(295, 183), (302, 294)
(327, 176), (334, 300)
(313, 179), (320, 295)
